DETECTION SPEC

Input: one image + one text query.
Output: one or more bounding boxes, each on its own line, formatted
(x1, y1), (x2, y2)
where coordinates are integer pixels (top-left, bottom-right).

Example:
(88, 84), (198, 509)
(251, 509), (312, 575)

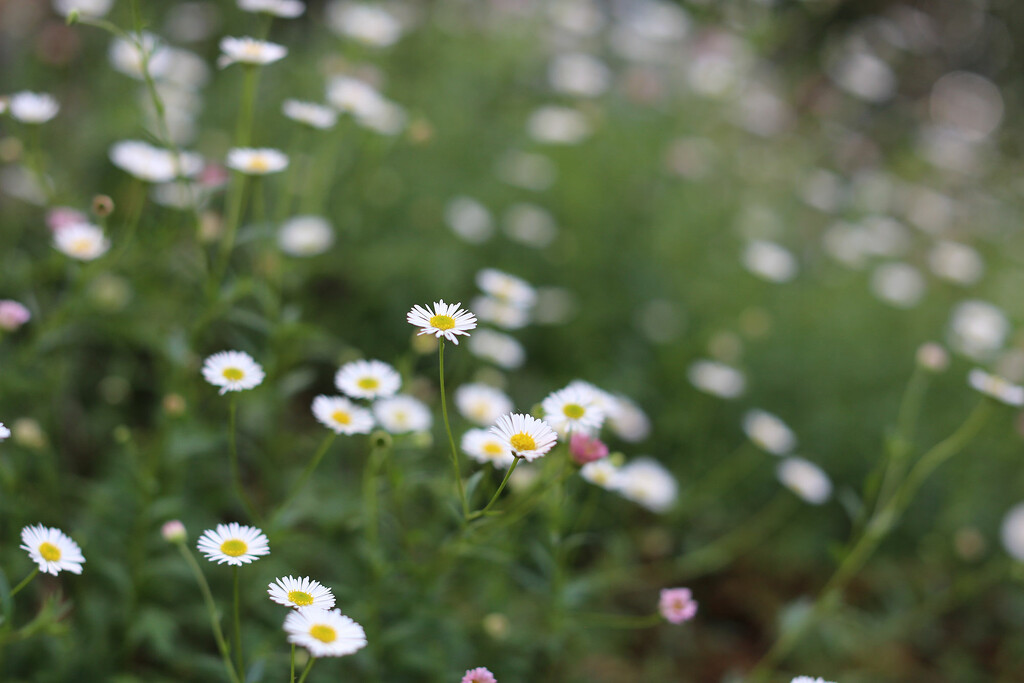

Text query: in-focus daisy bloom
(569, 433), (608, 465)
(284, 607), (367, 658)
(490, 413), (557, 462)
(659, 587), (697, 624)
(268, 576), (335, 610)
(278, 215), (335, 256)
(968, 369), (1024, 407)
(197, 522), (270, 565)
(581, 459), (622, 489)
(541, 386), (606, 436)
(283, 99), (338, 129)
(617, 458), (678, 513)
(161, 520), (187, 543)
(312, 395), (374, 435)
(20, 525), (85, 576)
(334, 359), (401, 400)
(407, 300), (477, 345)
(0, 423), (10, 441)
(373, 395), (432, 434)
(0, 300), (31, 331)
(742, 409), (797, 455)
(461, 429), (515, 468)
(218, 36), (288, 68)
(475, 269), (537, 309)
(226, 148), (289, 175)
(776, 457), (833, 505)
(53, 223), (111, 261)
(462, 667), (497, 683)
(455, 383), (513, 427)
(238, 0), (305, 18)
(201, 350), (265, 394)
(9, 92), (59, 124)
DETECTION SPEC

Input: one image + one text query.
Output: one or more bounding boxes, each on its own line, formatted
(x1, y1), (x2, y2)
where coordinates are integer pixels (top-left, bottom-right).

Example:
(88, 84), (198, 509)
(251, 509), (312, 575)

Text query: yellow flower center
(562, 403), (585, 419)
(39, 542), (61, 562)
(483, 442), (504, 455)
(248, 156), (271, 173)
(357, 377), (380, 390)
(331, 410), (351, 425)
(222, 367), (244, 381)
(220, 539), (248, 557)
(510, 433), (536, 452)
(309, 624), (337, 643)
(429, 314), (456, 330)
(288, 590), (314, 606)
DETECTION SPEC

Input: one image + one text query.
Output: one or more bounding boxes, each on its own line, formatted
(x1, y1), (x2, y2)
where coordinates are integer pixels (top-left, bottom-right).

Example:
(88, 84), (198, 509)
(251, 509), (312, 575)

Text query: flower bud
(161, 520), (187, 543)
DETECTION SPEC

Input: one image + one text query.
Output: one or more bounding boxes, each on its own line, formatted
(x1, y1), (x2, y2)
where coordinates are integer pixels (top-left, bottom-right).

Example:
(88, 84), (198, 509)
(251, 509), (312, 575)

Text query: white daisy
(238, 0), (305, 18)
(284, 607), (367, 658)
(326, 76), (388, 119)
(226, 148), (289, 175)
(334, 359), (401, 400)
(53, 0), (115, 18)
(406, 300), (477, 345)
(565, 380), (620, 421)
(0, 422), (10, 441)
(218, 36), (287, 68)
(201, 350), (265, 394)
(325, 2), (404, 48)
(268, 576), (335, 609)
(461, 428), (515, 468)
(742, 409), (797, 456)
(468, 329), (525, 369)
(616, 458), (678, 513)
(475, 269), (537, 309)
(110, 140), (204, 183)
(373, 395), (432, 434)
(108, 32), (171, 81)
(196, 522), (270, 565)
(580, 460), (623, 490)
(312, 395), (374, 435)
(9, 92), (59, 124)
(968, 369), (1024, 407)
(1001, 503), (1024, 562)
(608, 393), (651, 442)
(282, 99), (338, 129)
(471, 296), (530, 330)
(277, 215), (334, 257)
(791, 678), (835, 683)
(455, 383), (513, 427)
(742, 240), (798, 283)
(541, 386), (606, 436)
(490, 413), (558, 462)
(526, 105), (591, 145)
(687, 360), (746, 399)
(776, 457), (832, 505)
(53, 223), (111, 261)
(20, 525), (85, 576)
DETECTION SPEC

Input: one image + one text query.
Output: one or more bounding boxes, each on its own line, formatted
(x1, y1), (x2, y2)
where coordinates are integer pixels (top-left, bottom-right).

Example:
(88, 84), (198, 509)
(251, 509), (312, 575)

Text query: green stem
(8, 568), (38, 599)
(438, 341), (469, 517)
(176, 543), (241, 683)
(26, 124), (53, 204)
(872, 365), (929, 514)
(228, 396), (261, 524)
(233, 566), (243, 679)
(270, 432), (337, 528)
(214, 172), (249, 290)
(290, 644), (295, 683)
(296, 657), (315, 683)
(235, 66), (260, 148)
(571, 612), (663, 629)
(362, 443), (386, 568)
(467, 457), (521, 521)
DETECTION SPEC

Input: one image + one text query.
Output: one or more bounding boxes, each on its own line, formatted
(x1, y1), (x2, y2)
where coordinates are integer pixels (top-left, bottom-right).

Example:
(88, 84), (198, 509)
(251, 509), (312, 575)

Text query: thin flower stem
(467, 457), (521, 521)
(872, 365), (929, 514)
(296, 657), (315, 683)
(26, 124), (53, 204)
(438, 341), (469, 518)
(8, 568), (38, 599)
(290, 644), (295, 683)
(571, 612), (663, 629)
(235, 65), (261, 148)
(228, 396), (262, 525)
(233, 566), (243, 679)
(362, 442), (387, 569)
(214, 172), (249, 289)
(175, 543), (241, 683)
(270, 433), (337, 529)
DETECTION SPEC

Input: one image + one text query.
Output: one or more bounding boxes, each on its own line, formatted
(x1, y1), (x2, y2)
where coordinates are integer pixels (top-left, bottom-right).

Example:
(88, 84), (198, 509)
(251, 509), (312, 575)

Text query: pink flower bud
(0, 301), (30, 331)
(569, 433), (608, 465)
(46, 206), (87, 232)
(161, 520), (187, 543)
(659, 587), (697, 624)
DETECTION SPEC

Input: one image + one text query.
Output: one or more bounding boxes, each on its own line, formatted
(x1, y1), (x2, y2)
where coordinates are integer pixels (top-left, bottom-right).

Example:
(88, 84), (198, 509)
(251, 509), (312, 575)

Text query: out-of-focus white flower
(549, 52), (610, 97)
(326, 2), (404, 48)
(776, 457), (832, 505)
(731, 82), (792, 137)
(527, 106), (591, 145)
(326, 75), (405, 135)
(968, 369), (1024, 407)
(791, 677), (836, 683)
(445, 197), (493, 244)
(283, 99), (338, 129)
(335, 359), (401, 400)
(870, 262), (925, 309)
(226, 148), (289, 175)
(278, 216), (334, 256)
(686, 33), (752, 98)
(472, 296), (531, 330)
(54, 0), (114, 17)
(1000, 503), (1024, 562)
(929, 71), (1003, 143)
(948, 300), (1009, 361)
(503, 203), (557, 248)
(916, 342), (949, 373)
(828, 47), (897, 102)
(9, 92), (59, 124)
(461, 428), (514, 468)
(311, 395), (375, 434)
(860, 216), (910, 257)
(455, 383), (513, 427)
(0, 423), (9, 441)
(687, 360), (746, 399)
(616, 457), (678, 513)
(218, 36), (287, 68)
(743, 409), (796, 455)
(468, 329), (526, 369)
(581, 459), (622, 489)
(238, 0), (305, 18)
(109, 32), (171, 81)
(54, 223), (110, 261)
(373, 395), (432, 433)
(607, 394), (650, 443)
(928, 241), (984, 285)
(799, 169), (844, 213)
(495, 151), (557, 191)
(475, 269), (536, 310)
(742, 240), (798, 283)
(110, 140), (203, 183)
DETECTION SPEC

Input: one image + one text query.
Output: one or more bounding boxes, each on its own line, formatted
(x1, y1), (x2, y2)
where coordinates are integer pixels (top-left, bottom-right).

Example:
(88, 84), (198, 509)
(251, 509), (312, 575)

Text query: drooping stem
(176, 543), (241, 683)
(296, 657), (316, 683)
(438, 341), (469, 517)
(270, 432), (337, 528)
(467, 456), (521, 520)
(8, 568), (39, 599)
(228, 396), (261, 524)
(233, 566), (243, 679)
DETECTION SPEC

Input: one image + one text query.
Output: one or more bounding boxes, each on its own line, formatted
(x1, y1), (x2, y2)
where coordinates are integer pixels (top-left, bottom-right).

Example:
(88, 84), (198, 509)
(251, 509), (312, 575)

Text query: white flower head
(326, 2), (404, 48)
(54, 0), (115, 18)
(238, 0), (305, 18)
(870, 262), (925, 309)
(468, 329), (525, 369)
(278, 215), (334, 256)
(742, 409), (796, 455)
(549, 51), (610, 97)
(334, 359), (401, 400)
(284, 607), (367, 658)
(791, 678), (836, 683)
(1001, 503), (1024, 562)
(201, 350), (265, 394)
(687, 360), (746, 399)
(326, 76), (387, 118)
(312, 395), (375, 435)
(197, 522), (270, 565)
(581, 459), (623, 489)
(218, 36), (287, 68)
(268, 576), (335, 609)
(283, 99), (338, 129)
(54, 223), (110, 261)
(742, 240), (798, 283)
(607, 394), (651, 443)
(445, 196), (493, 244)
(616, 457), (678, 513)
(948, 300), (1009, 361)
(373, 395), (432, 434)
(407, 300), (477, 345)
(542, 385), (606, 436)
(471, 296), (531, 330)
(110, 140), (203, 183)
(20, 525), (85, 575)
(455, 383), (513, 427)
(475, 269), (537, 309)
(10, 92), (59, 124)
(527, 106), (591, 145)
(0, 423), (10, 441)
(776, 457), (832, 505)
(490, 413), (558, 462)
(461, 428), (515, 468)
(226, 148), (289, 175)
(968, 369), (1024, 407)
(108, 32), (171, 81)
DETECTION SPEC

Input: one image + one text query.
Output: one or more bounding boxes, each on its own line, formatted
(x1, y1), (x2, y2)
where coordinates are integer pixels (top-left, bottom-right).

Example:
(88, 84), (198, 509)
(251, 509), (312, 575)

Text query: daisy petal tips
(490, 413), (557, 462)
(406, 299), (477, 345)
(20, 525), (85, 576)
(202, 350), (265, 395)
(197, 522), (270, 565)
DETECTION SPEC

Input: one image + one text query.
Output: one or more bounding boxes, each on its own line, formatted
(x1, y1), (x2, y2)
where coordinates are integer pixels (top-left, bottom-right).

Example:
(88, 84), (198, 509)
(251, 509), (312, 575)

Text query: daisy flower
(0, 300), (31, 331)
(373, 395), (432, 433)
(218, 36), (288, 68)
(580, 459), (622, 489)
(278, 215), (335, 256)
(284, 607), (367, 658)
(776, 457), (833, 505)
(226, 148), (289, 175)
(968, 368), (1024, 407)
(20, 525), (85, 575)
(462, 668), (497, 683)
(687, 360), (746, 399)
(475, 268), (536, 309)
(791, 678), (836, 683)
(201, 350), (265, 394)
(53, 0), (115, 18)
(334, 359), (401, 400)
(607, 393), (651, 443)
(53, 223), (111, 261)
(461, 429), (515, 468)
(455, 383), (513, 427)
(617, 458), (678, 513)
(742, 409), (797, 456)
(406, 300), (477, 345)
(1001, 503), (1024, 562)
(9, 92), (59, 124)
(471, 296), (530, 330)
(0, 423), (10, 441)
(196, 522), (270, 565)
(110, 140), (203, 183)
(238, 0), (305, 18)
(468, 329), (525, 369)
(569, 433), (608, 465)
(325, 2), (404, 48)
(282, 99), (338, 129)
(541, 386), (606, 436)
(268, 576), (335, 609)
(490, 413), (557, 462)
(658, 587), (697, 624)
(312, 395), (374, 435)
